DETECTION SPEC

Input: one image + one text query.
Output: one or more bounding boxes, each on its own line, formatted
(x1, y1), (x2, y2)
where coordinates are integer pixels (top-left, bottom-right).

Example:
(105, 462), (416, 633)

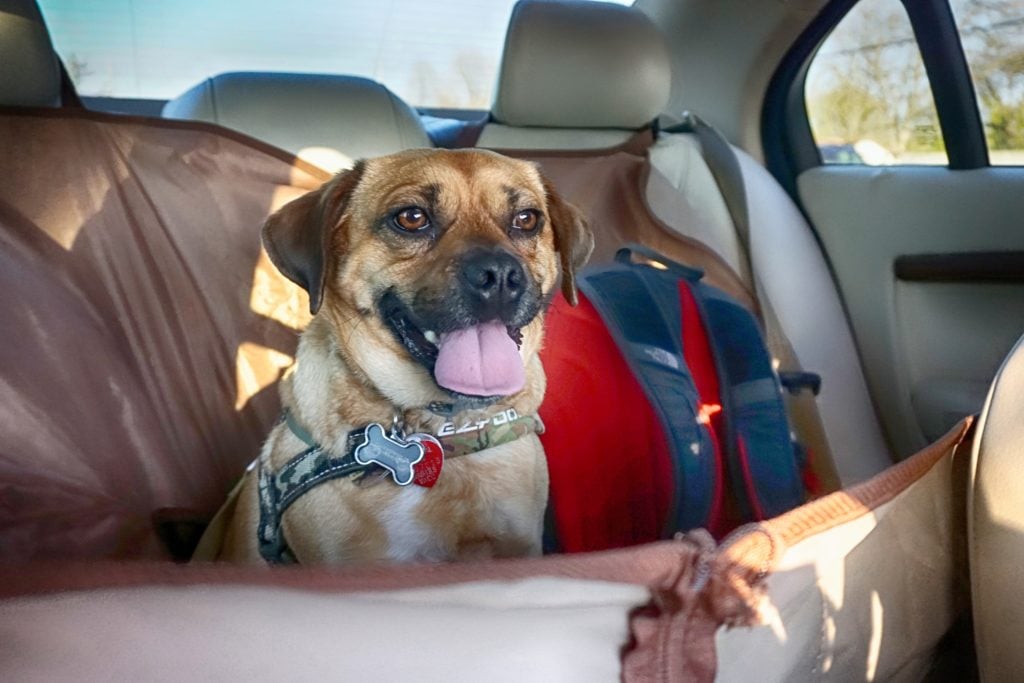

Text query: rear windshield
(38, 0), (633, 109)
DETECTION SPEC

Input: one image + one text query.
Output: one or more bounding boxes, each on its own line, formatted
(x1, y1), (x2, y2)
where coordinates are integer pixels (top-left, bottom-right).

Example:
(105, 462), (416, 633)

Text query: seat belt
(661, 113), (842, 494)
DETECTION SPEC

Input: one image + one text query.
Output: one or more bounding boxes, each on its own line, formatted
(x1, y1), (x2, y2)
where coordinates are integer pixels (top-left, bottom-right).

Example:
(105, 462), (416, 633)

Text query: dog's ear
(262, 162), (365, 314)
(542, 178), (593, 306)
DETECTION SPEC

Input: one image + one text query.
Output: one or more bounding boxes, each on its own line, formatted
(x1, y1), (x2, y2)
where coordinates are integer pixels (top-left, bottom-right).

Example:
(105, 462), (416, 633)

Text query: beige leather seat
(483, 0), (892, 485)
(0, 0), (62, 107)
(163, 72), (431, 171)
(970, 331), (1024, 681)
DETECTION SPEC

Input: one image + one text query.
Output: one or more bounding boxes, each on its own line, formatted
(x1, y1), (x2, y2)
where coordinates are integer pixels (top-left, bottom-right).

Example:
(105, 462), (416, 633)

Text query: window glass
(950, 0), (1024, 165)
(37, 0), (633, 109)
(805, 0), (948, 165)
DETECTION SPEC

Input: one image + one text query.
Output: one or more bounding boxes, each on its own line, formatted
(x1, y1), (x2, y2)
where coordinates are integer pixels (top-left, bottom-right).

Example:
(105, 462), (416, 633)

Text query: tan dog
(205, 149), (592, 565)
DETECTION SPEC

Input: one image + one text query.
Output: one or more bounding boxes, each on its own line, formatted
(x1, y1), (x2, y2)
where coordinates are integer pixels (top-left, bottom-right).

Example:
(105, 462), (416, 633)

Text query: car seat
(163, 71), (431, 172)
(479, 0), (892, 485)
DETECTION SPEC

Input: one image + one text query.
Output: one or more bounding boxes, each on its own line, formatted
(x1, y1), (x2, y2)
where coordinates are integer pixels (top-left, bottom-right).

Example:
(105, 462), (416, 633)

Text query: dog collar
(256, 407), (544, 564)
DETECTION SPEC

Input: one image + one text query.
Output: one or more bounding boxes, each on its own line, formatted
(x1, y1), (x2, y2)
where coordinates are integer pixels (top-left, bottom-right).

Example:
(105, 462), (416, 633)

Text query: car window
(37, 0), (633, 109)
(948, 0), (1024, 166)
(804, 0), (949, 166)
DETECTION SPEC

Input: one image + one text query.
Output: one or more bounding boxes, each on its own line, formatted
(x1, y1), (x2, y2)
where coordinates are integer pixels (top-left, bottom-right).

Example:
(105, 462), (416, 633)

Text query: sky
(38, 0), (633, 107)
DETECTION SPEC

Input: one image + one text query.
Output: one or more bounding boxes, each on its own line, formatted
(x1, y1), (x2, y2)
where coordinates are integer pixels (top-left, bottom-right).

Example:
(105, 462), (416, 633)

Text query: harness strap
(257, 408), (544, 564)
(257, 422), (370, 564)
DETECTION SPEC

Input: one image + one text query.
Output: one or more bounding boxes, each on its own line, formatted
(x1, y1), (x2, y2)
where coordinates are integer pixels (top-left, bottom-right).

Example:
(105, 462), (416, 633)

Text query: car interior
(1, 0), (1022, 679)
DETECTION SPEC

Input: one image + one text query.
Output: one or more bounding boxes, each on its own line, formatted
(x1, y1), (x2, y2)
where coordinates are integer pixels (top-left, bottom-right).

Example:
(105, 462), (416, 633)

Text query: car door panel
(797, 166), (1024, 455)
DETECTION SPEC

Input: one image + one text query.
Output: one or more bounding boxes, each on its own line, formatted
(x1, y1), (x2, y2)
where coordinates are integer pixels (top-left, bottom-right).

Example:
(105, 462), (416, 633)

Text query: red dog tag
(407, 434), (444, 488)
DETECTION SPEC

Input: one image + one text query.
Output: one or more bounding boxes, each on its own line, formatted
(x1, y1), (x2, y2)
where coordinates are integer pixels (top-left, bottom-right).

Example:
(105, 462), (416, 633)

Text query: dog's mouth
(379, 291), (526, 398)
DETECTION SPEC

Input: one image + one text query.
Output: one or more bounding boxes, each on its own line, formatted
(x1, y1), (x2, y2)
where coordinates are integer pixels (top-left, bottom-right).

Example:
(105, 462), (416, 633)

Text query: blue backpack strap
(577, 248), (716, 533)
(690, 281), (805, 518)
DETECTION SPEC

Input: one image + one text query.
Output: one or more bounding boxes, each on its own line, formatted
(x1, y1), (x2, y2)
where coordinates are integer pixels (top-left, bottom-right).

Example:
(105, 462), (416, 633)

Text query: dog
(202, 148), (593, 565)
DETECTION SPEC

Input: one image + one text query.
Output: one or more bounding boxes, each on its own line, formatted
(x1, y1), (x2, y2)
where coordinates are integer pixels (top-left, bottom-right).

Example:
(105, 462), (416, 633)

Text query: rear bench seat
(0, 0), (888, 564)
(0, 4), (984, 679)
(480, 0), (892, 484)
(0, 5), (432, 559)
(159, 2), (890, 485)
(163, 71), (431, 171)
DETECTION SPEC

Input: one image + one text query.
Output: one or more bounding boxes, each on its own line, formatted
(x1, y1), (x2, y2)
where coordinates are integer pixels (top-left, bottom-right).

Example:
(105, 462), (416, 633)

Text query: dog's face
(263, 149), (592, 406)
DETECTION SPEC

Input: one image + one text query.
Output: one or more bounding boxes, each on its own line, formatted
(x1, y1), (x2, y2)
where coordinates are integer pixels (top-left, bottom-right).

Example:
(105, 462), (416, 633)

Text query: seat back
(485, 0), (893, 484)
(0, 3), (444, 561)
(970, 331), (1024, 680)
(163, 72), (431, 172)
(0, 0), (61, 107)
(0, 108), (328, 560)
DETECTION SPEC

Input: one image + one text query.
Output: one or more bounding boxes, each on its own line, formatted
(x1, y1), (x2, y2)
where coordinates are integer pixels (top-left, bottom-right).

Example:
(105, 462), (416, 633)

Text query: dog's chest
(377, 485), (444, 562)
(375, 440), (543, 562)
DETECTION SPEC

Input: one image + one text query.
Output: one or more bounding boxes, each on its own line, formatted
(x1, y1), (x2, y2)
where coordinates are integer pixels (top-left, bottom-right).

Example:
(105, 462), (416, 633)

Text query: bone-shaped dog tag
(353, 423), (425, 486)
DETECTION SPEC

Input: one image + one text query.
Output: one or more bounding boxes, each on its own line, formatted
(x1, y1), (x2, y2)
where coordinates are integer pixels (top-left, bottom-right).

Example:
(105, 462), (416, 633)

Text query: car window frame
(763, 0), (990, 197)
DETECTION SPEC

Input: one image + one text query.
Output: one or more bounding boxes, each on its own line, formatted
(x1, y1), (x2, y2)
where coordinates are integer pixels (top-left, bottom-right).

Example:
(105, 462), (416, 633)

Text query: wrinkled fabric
(498, 131), (757, 312)
(0, 537), (724, 683)
(0, 578), (647, 683)
(0, 423), (972, 682)
(714, 419), (974, 682)
(0, 109), (328, 560)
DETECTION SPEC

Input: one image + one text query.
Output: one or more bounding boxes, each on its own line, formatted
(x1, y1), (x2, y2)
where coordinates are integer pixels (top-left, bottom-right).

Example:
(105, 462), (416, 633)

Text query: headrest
(0, 0), (61, 108)
(163, 72), (431, 171)
(492, 0), (671, 129)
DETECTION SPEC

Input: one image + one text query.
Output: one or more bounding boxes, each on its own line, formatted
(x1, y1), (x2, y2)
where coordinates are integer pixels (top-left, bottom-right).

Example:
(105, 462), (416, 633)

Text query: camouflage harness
(257, 407), (544, 564)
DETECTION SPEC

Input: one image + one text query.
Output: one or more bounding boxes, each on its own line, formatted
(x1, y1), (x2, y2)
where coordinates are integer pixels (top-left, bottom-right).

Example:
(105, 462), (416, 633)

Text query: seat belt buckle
(779, 371), (822, 397)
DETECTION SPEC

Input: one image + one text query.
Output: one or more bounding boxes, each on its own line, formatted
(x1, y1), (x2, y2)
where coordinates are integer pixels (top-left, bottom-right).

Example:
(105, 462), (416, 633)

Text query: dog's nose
(459, 248), (526, 319)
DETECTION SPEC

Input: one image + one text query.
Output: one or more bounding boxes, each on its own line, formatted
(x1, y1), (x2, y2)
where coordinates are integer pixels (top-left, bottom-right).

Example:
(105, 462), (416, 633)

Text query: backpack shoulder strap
(577, 253), (718, 532)
(691, 279), (805, 518)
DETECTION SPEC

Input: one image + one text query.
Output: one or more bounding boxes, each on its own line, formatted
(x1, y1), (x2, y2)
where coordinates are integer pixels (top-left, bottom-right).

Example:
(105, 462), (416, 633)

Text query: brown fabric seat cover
(0, 117), (770, 561)
(498, 132), (756, 312)
(0, 110), (328, 560)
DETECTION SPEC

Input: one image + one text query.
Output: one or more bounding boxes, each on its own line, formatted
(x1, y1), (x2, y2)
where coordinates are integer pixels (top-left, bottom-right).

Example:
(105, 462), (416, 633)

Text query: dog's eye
(512, 209), (540, 232)
(394, 207), (430, 232)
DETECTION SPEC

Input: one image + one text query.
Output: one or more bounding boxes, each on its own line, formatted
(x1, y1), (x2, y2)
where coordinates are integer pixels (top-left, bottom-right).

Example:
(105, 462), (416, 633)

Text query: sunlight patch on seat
(865, 590), (884, 680)
(249, 249), (311, 331)
(297, 146), (353, 174)
(37, 173), (119, 250)
(270, 184), (311, 214)
(757, 599), (788, 645)
(235, 341), (293, 410)
(821, 607), (836, 673)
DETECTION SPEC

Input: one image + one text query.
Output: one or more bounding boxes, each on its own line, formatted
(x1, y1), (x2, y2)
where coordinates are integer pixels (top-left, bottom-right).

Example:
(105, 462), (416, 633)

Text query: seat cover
(0, 109), (328, 560)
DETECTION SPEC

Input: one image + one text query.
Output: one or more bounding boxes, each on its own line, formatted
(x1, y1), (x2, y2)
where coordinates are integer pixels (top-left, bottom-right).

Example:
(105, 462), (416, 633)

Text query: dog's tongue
(434, 321), (525, 396)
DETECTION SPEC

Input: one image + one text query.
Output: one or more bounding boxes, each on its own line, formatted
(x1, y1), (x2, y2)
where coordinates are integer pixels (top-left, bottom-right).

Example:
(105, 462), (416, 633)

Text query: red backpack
(539, 246), (816, 552)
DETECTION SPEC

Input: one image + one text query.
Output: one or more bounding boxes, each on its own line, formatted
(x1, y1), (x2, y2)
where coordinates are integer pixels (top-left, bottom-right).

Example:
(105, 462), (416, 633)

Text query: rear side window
(949, 0), (1024, 166)
(38, 0), (633, 109)
(804, 0), (949, 166)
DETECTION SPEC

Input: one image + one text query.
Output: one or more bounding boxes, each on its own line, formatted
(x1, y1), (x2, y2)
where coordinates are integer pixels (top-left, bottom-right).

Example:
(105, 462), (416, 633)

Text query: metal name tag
(353, 423), (425, 486)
